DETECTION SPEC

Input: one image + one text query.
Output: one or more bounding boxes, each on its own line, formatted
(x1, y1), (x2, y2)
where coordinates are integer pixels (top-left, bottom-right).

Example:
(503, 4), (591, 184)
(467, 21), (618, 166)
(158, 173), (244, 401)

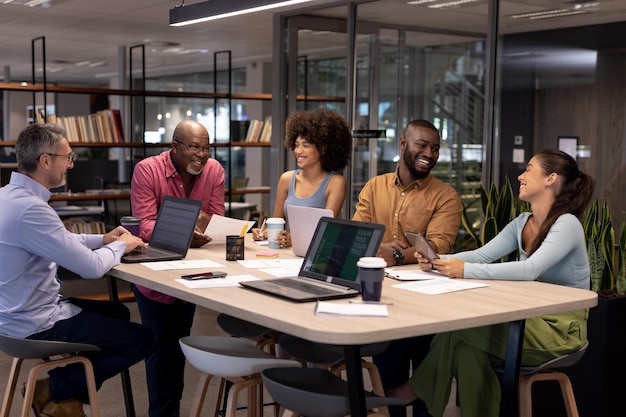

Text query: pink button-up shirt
(131, 150), (225, 303)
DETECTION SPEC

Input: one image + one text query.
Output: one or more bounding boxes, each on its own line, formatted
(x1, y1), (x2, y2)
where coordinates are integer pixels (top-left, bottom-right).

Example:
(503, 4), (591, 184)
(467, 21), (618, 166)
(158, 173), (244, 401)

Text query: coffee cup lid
(266, 217), (285, 224)
(357, 257), (387, 268)
(120, 216), (140, 223)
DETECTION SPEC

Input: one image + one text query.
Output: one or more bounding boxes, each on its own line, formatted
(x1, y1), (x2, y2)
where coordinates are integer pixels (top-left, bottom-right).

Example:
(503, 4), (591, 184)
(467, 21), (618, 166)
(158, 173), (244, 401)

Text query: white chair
(0, 333), (101, 417)
(179, 336), (300, 417)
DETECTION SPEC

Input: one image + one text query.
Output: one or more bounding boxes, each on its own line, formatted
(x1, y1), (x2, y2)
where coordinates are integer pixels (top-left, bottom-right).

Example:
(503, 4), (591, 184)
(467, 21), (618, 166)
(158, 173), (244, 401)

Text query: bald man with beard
(130, 120), (225, 417)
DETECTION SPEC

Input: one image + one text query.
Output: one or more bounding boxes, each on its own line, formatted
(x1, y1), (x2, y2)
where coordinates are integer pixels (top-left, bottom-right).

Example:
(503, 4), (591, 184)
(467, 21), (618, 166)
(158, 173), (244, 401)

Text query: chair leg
(224, 377), (262, 417)
(188, 373), (215, 417)
(518, 375), (533, 417)
(1, 357), (24, 417)
(214, 378), (226, 417)
(554, 373), (579, 417)
(278, 408), (298, 417)
(329, 361), (391, 417)
(23, 355), (100, 417)
(362, 361), (390, 417)
(521, 372), (579, 417)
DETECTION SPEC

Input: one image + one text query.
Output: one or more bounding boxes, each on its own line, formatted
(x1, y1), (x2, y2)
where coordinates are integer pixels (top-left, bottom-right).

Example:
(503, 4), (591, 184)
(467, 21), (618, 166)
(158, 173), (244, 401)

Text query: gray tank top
(283, 169), (334, 224)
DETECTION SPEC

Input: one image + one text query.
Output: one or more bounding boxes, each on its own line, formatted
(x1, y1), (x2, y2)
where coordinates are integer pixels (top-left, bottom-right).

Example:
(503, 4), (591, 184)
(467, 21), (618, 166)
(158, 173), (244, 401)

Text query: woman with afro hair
(253, 107), (352, 247)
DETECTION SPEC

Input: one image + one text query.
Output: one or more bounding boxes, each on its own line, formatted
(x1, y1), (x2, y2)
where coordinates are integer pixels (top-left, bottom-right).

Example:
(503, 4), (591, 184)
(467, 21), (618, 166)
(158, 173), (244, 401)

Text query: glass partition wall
(274, 0), (626, 239)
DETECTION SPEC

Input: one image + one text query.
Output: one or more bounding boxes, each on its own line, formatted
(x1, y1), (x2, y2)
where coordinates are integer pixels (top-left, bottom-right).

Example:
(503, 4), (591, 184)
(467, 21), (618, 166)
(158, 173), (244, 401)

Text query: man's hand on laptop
(104, 226), (139, 244)
(191, 227), (212, 248)
(112, 233), (147, 254)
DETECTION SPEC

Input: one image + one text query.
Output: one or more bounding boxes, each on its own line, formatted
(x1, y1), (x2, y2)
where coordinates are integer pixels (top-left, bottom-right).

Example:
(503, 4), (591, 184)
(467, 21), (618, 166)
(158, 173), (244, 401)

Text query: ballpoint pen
(257, 218), (267, 240)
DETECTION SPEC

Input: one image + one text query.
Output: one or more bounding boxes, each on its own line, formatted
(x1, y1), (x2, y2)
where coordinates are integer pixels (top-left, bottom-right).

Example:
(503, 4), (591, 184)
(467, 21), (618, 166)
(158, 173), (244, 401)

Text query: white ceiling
(0, 0), (625, 85)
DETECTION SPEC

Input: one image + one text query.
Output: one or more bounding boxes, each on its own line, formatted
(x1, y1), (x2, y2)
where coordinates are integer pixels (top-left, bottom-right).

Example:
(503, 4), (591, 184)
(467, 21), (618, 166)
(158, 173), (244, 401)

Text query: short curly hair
(284, 108), (352, 172)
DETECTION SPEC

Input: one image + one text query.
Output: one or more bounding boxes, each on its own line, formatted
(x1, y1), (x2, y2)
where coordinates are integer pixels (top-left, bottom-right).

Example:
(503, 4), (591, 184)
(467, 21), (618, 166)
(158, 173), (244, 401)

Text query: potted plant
(564, 199), (626, 417)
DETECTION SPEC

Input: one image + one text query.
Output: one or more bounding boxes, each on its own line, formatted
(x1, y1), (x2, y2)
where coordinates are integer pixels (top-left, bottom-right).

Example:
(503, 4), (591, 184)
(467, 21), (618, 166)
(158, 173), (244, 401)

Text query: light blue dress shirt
(444, 212), (590, 289)
(0, 172), (126, 337)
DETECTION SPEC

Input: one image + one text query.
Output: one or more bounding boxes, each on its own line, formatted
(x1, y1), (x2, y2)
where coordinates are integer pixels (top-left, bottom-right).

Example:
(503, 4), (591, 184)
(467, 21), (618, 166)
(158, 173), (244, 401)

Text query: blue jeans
(133, 287), (196, 417)
(27, 297), (153, 404)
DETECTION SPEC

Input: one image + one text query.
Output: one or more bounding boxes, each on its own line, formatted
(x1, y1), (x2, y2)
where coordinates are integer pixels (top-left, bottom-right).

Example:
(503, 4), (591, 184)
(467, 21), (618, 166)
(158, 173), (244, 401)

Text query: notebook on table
(121, 196), (202, 263)
(240, 217), (385, 302)
(286, 205), (334, 257)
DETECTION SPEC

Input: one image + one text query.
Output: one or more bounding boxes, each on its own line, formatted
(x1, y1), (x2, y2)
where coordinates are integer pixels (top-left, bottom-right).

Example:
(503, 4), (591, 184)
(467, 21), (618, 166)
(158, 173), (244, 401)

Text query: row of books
(230, 117), (272, 143)
(36, 109), (125, 143)
(63, 218), (107, 234)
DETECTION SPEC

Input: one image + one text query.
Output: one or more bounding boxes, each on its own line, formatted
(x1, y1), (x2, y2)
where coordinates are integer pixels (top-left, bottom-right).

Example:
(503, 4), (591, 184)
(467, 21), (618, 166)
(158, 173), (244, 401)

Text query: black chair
(0, 334), (101, 417)
(262, 367), (404, 417)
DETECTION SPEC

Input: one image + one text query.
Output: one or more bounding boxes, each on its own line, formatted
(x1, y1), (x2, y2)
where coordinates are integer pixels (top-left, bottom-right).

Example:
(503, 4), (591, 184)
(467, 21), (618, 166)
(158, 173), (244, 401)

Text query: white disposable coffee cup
(266, 217), (286, 249)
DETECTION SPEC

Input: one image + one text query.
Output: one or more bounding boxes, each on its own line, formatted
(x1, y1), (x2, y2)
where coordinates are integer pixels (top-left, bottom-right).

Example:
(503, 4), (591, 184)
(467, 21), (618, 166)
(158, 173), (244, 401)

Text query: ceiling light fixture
(427, 0), (481, 9)
(170, 0), (314, 26)
(510, 8), (588, 19)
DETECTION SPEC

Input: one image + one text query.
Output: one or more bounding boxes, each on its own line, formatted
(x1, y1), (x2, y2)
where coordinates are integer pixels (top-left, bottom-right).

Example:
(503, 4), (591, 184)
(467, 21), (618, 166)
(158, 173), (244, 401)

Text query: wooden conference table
(107, 240), (597, 417)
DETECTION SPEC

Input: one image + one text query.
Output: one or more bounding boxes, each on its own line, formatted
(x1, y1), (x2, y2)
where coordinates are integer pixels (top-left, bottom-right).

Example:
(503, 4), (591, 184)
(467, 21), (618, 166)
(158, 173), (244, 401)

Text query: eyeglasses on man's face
(175, 140), (211, 156)
(45, 152), (76, 164)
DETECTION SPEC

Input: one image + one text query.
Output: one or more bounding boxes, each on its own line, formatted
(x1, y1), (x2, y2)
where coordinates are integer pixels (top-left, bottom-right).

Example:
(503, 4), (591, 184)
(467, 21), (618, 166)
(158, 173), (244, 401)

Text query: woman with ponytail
(388, 149), (595, 417)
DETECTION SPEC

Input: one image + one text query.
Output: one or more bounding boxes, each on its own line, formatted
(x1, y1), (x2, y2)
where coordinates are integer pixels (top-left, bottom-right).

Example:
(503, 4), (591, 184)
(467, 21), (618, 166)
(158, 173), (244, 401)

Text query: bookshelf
(0, 82), (274, 206)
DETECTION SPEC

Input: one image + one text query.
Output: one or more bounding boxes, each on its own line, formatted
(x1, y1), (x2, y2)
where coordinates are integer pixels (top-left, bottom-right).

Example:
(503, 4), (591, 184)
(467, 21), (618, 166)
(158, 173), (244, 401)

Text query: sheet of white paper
(175, 275), (259, 288)
(141, 259), (224, 271)
(315, 301), (388, 317)
(392, 278), (488, 295)
(203, 215), (255, 244)
(255, 240), (269, 246)
(385, 268), (441, 281)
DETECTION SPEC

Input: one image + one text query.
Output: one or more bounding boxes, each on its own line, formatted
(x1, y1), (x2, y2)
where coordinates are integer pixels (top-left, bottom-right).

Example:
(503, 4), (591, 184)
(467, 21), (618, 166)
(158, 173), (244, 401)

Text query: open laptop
(240, 217), (385, 302)
(286, 205), (334, 257)
(121, 196), (202, 263)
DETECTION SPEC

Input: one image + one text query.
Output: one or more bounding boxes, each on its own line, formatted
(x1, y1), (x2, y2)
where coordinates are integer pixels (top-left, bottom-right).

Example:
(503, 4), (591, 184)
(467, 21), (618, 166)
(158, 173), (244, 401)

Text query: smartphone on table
(181, 271), (228, 280)
(404, 232), (439, 263)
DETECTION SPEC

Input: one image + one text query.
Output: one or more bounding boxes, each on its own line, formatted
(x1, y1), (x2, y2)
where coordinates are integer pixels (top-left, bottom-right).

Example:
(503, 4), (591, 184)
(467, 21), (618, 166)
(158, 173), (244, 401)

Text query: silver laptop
(240, 217), (385, 302)
(287, 205), (334, 257)
(121, 196), (202, 263)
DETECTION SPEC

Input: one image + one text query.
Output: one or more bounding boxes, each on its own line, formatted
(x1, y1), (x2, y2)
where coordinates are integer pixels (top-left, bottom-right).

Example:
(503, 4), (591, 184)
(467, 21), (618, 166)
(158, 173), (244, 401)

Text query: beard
(403, 148), (430, 181)
(50, 173), (67, 189)
(186, 163), (202, 176)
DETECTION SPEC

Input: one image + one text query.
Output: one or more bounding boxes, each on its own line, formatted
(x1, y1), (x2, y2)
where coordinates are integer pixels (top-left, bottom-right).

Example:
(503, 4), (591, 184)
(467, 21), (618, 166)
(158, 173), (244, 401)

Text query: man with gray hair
(0, 123), (153, 417)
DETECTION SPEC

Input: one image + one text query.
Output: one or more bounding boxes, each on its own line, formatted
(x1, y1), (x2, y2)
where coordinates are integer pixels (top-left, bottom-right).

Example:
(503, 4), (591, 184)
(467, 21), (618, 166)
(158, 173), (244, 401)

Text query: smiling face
(518, 155), (554, 203)
(293, 136), (321, 169)
(400, 125), (440, 180)
(171, 121), (211, 176)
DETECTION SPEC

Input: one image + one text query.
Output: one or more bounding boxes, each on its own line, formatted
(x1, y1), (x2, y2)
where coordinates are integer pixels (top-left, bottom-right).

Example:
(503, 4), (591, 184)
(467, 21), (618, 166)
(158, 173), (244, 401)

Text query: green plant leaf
(495, 178), (514, 232)
(481, 216), (498, 246)
(616, 222), (626, 294)
(461, 203), (480, 249)
(480, 186), (489, 217)
(600, 220), (615, 293)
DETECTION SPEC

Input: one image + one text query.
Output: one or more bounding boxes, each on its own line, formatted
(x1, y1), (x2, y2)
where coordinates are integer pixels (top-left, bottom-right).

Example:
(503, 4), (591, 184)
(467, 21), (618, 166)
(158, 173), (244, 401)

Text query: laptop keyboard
(126, 246), (175, 258)
(270, 278), (345, 296)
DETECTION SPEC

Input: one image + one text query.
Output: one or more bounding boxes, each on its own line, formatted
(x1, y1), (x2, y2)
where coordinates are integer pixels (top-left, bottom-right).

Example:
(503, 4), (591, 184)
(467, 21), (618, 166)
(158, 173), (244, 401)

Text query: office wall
(534, 51), (626, 227)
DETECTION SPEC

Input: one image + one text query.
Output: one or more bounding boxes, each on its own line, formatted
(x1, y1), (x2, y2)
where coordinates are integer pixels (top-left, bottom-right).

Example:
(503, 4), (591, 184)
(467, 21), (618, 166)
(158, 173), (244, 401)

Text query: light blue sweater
(444, 212), (590, 289)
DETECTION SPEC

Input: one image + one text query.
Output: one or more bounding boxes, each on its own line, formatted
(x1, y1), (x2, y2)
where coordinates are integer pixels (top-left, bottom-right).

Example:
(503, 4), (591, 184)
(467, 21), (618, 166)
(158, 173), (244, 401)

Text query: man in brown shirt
(353, 119), (462, 417)
(353, 119), (462, 267)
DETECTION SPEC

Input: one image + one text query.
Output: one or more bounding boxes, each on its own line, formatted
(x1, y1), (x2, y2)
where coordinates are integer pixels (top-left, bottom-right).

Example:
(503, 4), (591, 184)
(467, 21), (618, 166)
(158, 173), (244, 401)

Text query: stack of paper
(314, 301), (388, 317)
